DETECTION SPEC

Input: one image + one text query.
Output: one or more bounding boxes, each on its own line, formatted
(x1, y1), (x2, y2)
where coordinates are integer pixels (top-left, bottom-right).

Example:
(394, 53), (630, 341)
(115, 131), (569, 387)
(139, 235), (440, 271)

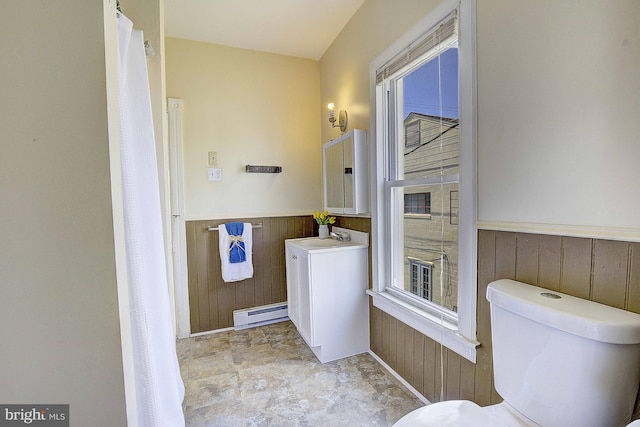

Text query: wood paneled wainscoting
(371, 229), (640, 418)
(186, 216), (317, 333)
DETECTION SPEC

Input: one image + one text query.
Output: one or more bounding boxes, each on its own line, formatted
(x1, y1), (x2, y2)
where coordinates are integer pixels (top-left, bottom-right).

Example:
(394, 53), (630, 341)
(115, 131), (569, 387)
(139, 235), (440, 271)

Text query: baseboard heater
(233, 302), (288, 330)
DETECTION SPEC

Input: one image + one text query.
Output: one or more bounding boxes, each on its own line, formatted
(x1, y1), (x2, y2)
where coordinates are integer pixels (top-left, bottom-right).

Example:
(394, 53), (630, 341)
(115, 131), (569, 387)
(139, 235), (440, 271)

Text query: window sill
(404, 213), (432, 220)
(367, 289), (479, 363)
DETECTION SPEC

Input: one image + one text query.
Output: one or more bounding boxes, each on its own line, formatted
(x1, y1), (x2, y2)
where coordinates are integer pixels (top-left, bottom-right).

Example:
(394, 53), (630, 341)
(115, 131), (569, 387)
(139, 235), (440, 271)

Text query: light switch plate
(208, 151), (218, 166)
(208, 168), (222, 181)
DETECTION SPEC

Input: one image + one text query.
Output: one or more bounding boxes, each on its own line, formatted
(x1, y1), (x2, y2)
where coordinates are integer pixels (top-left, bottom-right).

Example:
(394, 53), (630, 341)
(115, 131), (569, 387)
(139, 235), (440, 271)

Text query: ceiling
(163, 0), (366, 60)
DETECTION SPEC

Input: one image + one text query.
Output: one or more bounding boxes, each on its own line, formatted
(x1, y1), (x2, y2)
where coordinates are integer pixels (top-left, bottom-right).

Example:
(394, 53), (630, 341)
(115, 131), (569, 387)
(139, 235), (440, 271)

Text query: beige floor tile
(179, 321), (423, 426)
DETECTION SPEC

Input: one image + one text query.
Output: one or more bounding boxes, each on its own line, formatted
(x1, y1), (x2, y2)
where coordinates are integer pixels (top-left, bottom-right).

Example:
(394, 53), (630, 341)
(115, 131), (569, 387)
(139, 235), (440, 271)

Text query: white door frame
(167, 98), (190, 338)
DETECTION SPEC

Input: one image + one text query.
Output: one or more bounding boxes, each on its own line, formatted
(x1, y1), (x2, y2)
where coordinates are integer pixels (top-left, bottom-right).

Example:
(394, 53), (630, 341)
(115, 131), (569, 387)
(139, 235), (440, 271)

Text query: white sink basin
(286, 228), (369, 252)
(296, 238), (346, 249)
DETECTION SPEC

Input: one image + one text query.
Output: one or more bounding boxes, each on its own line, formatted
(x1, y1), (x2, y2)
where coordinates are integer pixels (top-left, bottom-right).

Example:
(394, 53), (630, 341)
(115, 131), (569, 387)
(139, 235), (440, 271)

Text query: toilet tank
(487, 279), (640, 427)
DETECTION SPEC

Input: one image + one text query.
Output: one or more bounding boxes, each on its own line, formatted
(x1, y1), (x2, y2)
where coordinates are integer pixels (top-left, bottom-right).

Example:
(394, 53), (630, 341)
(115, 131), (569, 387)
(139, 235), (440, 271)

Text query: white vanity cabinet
(285, 229), (369, 363)
(323, 129), (369, 214)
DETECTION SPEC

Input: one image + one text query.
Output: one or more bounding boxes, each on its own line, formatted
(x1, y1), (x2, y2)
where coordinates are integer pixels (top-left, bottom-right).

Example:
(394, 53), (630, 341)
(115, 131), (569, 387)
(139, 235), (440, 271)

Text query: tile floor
(177, 320), (424, 426)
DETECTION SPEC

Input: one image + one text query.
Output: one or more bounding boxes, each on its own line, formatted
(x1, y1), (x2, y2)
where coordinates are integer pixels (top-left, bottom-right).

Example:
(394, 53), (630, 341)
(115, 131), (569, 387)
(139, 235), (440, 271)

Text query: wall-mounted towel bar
(207, 223), (263, 232)
(245, 165), (282, 173)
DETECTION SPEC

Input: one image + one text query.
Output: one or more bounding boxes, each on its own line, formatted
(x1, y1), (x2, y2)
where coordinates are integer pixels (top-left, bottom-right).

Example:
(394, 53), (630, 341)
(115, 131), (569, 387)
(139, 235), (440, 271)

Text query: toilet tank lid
(487, 279), (640, 344)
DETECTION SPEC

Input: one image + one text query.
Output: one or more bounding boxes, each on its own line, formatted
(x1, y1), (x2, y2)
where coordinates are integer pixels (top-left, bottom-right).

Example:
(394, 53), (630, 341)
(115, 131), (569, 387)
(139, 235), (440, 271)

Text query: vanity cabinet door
(285, 244), (313, 346)
(285, 245), (299, 327)
(296, 248), (312, 346)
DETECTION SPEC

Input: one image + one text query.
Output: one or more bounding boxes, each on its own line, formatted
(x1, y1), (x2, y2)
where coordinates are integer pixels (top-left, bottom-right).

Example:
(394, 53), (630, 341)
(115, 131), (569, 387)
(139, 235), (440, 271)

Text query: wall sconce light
(327, 103), (348, 133)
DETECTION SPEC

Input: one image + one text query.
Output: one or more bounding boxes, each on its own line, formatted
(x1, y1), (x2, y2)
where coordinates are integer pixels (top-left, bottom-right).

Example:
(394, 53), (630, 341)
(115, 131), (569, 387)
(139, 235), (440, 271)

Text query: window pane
(401, 48), (459, 181)
(392, 184), (458, 313)
(388, 44), (459, 316)
(410, 263), (418, 294)
(422, 265), (431, 300)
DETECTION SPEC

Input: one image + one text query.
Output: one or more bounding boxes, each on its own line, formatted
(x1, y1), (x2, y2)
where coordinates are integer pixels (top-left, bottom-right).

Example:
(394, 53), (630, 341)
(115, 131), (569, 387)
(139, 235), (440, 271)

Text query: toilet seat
(394, 400), (640, 427)
(393, 400), (536, 427)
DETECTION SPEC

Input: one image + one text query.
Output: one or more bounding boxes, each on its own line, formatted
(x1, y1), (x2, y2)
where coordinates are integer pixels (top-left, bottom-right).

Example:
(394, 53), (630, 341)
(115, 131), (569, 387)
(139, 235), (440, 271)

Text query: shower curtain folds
(116, 13), (185, 427)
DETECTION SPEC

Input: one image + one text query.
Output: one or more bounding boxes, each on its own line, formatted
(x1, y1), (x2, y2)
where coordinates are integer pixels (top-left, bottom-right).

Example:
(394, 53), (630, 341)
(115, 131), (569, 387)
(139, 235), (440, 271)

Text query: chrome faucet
(330, 231), (351, 242)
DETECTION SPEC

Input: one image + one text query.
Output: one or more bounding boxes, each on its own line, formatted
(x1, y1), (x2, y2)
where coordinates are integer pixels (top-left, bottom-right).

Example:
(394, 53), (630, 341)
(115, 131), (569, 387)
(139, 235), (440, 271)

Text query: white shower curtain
(117, 13), (185, 427)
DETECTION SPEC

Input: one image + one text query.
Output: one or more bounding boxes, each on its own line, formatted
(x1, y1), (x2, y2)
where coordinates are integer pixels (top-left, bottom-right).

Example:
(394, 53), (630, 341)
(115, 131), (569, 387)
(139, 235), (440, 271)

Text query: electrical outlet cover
(208, 168), (222, 181)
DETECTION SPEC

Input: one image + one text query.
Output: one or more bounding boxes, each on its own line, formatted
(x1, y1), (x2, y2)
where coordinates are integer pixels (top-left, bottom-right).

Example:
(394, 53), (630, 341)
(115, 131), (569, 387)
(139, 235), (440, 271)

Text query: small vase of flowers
(313, 211), (335, 239)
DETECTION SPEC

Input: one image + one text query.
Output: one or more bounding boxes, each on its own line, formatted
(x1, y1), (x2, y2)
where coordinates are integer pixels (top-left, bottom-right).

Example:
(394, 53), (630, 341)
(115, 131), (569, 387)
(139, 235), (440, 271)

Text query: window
(370, 0), (477, 362)
(386, 9), (459, 316)
(404, 192), (431, 215)
(449, 190), (458, 225)
(409, 259), (433, 300)
(405, 120), (421, 147)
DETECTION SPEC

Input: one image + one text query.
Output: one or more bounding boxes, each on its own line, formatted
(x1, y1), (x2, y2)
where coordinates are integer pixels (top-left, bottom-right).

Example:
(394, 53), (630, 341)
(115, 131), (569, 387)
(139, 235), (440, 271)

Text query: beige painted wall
(165, 38), (322, 220)
(476, 0), (640, 232)
(0, 1), (127, 425)
(322, 0), (640, 237)
(319, 0), (441, 144)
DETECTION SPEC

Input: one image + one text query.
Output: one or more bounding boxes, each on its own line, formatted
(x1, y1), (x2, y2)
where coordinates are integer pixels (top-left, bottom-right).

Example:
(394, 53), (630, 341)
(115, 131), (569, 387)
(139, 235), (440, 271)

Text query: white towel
(218, 222), (254, 282)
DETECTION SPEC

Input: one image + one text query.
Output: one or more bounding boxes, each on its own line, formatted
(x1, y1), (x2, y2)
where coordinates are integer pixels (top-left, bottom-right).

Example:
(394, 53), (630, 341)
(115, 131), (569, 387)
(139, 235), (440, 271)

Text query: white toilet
(394, 279), (640, 427)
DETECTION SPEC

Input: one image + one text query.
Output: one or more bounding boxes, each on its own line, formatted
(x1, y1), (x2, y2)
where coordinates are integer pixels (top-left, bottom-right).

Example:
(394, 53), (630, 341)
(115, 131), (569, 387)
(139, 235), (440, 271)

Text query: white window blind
(375, 11), (458, 84)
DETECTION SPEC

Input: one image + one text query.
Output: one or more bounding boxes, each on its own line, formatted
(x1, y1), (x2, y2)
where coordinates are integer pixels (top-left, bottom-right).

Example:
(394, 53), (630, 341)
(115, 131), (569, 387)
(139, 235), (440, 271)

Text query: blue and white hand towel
(225, 222), (246, 264)
(218, 222), (253, 282)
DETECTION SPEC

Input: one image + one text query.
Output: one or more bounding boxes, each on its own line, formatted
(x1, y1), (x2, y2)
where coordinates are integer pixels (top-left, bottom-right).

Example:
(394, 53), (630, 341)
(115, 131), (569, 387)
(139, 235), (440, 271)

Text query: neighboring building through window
(409, 259), (433, 300)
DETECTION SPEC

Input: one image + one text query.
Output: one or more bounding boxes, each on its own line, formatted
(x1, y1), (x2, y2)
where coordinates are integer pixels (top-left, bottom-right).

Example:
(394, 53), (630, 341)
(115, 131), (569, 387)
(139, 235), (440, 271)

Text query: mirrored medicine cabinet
(323, 129), (369, 214)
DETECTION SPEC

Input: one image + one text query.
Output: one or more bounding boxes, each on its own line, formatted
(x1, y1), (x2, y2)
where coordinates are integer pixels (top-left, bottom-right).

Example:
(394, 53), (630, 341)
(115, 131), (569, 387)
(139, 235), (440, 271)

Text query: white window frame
(368, 0), (478, 363)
